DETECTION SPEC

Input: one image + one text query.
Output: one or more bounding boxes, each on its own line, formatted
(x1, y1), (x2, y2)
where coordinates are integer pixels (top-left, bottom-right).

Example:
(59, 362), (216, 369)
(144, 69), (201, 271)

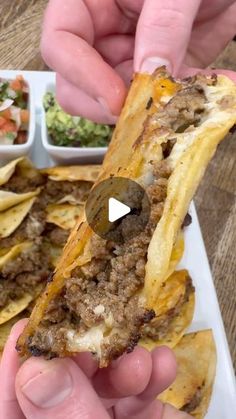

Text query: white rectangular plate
(0, 70), (235, 418)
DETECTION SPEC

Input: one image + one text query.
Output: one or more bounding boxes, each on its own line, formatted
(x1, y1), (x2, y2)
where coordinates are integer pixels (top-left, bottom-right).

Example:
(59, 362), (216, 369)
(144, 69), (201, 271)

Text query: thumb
(15, 357), (110, 419)
(134, 0), (201, 74)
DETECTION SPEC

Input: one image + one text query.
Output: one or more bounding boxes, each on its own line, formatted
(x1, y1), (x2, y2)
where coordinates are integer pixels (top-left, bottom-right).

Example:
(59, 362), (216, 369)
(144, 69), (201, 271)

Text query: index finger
(41, 0), (127, 116)
(134, 0), (201, 74)
(0, 319), (28, 419)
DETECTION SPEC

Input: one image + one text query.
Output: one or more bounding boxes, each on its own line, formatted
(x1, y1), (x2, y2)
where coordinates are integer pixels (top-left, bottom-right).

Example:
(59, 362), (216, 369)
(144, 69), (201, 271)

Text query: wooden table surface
(0, 0), (235, 369)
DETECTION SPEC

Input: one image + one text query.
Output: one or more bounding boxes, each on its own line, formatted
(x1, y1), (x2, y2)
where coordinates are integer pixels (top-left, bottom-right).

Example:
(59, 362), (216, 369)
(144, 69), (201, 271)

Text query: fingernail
(20, 360), (73, 408)
(97, 97), (118, 124)
(140, 57), (171, 74)
(97, 97), (111, 113)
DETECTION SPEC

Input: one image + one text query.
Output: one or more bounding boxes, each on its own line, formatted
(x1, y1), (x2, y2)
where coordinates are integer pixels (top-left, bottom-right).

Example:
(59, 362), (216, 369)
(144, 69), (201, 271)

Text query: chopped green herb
(5, 132), (16, 141)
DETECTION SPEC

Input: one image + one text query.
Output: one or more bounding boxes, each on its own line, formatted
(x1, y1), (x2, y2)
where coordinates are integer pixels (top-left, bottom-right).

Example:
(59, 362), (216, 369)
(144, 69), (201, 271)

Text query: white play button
(85, 176), (150, 241)
(108, 197), (131, 223)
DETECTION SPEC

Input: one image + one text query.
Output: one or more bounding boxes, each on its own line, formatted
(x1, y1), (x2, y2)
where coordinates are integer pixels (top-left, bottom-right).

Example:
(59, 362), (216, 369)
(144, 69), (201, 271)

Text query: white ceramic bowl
(0, 77), (35, 163)
(41, 83), (108, 165)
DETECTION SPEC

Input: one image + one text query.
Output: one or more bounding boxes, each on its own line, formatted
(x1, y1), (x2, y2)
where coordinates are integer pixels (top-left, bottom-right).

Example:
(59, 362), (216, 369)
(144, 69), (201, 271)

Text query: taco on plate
(140, 269), (195, 350)
(158, 330), (217, 419)
(17, 69), (236, 367)
(0, 158), (98, 326)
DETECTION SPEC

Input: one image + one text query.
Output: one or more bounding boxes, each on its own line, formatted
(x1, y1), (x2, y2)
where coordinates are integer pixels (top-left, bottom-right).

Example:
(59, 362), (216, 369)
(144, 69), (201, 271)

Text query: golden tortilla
(158, 330), (217, 419)
(0, 294), (33, 326)
(0, 242), (34, 324)
(0, 160), (98, 329)
(40, 165), (100, 182)
(140, 270), (195, 350)
(0, 197), (39, 238)
(0, 157), (39, 186)
(163, 231), (184, 280)
(49, 244), (64, 268)
(46, 203), (84, 230)
(0, 189), (40, 212)
(0, 242), (32, 270)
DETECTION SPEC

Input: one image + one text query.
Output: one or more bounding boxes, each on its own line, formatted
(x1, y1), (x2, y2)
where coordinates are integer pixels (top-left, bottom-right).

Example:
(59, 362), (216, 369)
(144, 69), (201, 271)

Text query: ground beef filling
(0, 241), (51, 308)
(1, 169), (45, 193)
(154, 84), (206, 132)
(41, 179), (92, 206)
(1, 178), (91, 249)
(0, 179), (91, 308)
(27, 161), (172, 359)
(44, 225), (69, 247)
(140, 276), (194, 341)
(26, 79), (208, 359)
(1, 171), (92, 202)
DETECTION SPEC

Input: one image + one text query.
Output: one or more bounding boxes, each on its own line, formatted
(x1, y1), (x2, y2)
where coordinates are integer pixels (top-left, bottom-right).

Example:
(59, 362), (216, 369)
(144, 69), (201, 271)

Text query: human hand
(41, 0), (236, 123)
(0, 320), (192, 418)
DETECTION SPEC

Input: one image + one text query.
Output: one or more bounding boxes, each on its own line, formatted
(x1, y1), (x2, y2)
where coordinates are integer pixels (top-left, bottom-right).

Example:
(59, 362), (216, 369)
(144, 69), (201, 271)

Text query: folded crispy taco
(46, 203), (84, 231)
(0, 157), (39, 187)
(0, 159), (98, 326)
(0, 158), (42, 213)
(40, 165), (100, 182)
(17, 69), (236, 366)
(0, 196), (38, 238)
(0, 189), (40, 212)
(140, 269), (195, 350)
(158, 330), (216, 418)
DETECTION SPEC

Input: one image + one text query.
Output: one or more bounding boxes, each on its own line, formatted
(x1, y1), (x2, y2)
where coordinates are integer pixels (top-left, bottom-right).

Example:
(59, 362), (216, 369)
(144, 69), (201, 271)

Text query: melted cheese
(67, 326), (104, 356)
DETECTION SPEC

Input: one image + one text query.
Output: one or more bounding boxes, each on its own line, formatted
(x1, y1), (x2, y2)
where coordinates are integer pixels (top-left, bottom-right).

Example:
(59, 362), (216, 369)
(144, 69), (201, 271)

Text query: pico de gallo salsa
(0, 75), (30, 145)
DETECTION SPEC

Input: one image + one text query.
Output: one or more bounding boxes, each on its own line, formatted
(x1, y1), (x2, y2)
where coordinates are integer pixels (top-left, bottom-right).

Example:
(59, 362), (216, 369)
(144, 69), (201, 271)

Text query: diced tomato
(9, 78), (22, 91)
(0, 116), (7, 128)
(20, 109), (29, 124)
(16, 75), (26, 89)
(9, 75), (27, 91)
(1, 120), (17, 134)
(16, 75), (24, 82)
(0, 108), (11, 119)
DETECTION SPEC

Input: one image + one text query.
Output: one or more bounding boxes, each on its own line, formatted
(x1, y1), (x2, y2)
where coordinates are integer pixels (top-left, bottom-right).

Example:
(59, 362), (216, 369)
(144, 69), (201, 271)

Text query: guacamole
(43, 92), (114, 147)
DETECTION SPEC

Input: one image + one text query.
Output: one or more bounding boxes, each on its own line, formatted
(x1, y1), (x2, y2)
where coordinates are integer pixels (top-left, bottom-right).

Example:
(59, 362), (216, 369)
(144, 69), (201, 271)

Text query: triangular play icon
(108, 197), (131, 223)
